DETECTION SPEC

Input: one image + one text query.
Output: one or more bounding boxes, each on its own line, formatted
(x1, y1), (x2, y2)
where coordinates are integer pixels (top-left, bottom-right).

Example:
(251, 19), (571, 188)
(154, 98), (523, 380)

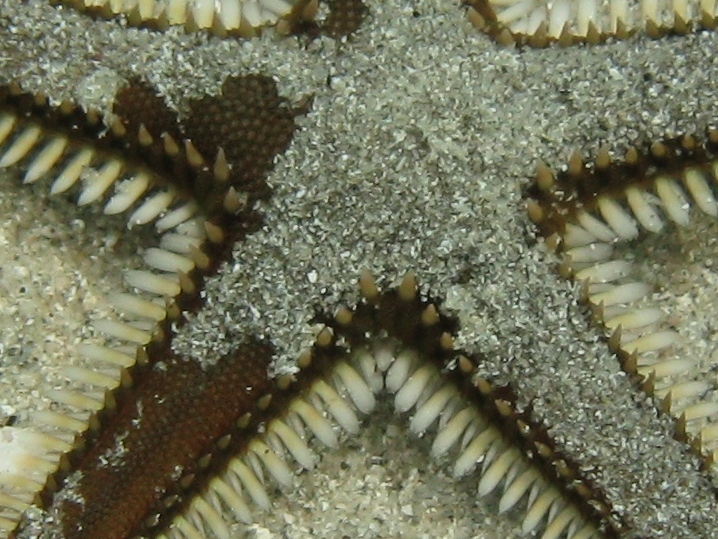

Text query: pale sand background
(2, 1), (718, 537)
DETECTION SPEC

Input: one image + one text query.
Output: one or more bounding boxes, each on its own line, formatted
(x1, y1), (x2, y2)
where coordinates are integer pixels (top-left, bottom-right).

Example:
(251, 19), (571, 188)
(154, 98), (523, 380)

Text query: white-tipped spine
(0, 124), (41, 167)
(77, 158), (123, 206)
(598, 197), (639, 239)
(625, 186), (664, 233)
(104, 172), (151, 215)
(655, 177), (691, 227)
(50, 147), (94, 194)
(23, 136), (68, 184)
(333, 362), (376, 414)
(129, 189), (176, 225)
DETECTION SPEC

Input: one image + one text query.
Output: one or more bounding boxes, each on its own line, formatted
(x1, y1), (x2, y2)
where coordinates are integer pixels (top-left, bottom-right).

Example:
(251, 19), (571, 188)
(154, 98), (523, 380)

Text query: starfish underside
(3, 1), (718, 539)
(0, 80), (621, 539)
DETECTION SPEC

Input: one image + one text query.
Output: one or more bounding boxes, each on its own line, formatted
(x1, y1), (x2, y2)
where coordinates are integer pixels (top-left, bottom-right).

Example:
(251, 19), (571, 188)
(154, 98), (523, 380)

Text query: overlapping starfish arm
(466, 0), (718, 45)
(527, 130), (718, 471)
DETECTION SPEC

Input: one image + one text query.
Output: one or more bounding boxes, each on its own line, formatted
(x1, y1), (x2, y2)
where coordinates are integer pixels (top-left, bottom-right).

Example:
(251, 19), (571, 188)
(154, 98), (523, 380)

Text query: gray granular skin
(2, 0), (718, 537)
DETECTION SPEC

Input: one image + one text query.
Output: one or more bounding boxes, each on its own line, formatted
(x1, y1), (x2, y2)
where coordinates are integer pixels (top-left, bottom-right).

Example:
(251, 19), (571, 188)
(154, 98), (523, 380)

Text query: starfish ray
(528, 132), (718, 471)
(3, 1), (718, 538)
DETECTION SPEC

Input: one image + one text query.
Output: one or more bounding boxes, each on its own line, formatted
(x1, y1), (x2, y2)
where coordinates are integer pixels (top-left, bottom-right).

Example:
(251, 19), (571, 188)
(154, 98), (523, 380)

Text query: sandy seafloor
(2, 0), (718, 537)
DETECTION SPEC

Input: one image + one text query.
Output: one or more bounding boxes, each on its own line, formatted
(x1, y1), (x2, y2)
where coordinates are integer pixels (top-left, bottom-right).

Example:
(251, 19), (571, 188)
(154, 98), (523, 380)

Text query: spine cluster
(466, 0), (718, 46)
(0, 79), (291, 539)
(528, 132), (718, 471)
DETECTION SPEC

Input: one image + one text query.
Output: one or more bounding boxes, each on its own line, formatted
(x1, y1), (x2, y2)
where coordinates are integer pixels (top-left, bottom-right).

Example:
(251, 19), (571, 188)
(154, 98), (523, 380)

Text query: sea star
(2, 0), (718, 538)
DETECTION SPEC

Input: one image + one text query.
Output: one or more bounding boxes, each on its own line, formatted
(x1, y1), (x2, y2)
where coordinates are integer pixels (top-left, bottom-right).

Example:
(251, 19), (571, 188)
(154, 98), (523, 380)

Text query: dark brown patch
(113, 77), (184, 145)
(184, 74), (311, 198)
(111, 75), (311, 207)
(323, 0), (368, 37)
(288, 0), (369, 40)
